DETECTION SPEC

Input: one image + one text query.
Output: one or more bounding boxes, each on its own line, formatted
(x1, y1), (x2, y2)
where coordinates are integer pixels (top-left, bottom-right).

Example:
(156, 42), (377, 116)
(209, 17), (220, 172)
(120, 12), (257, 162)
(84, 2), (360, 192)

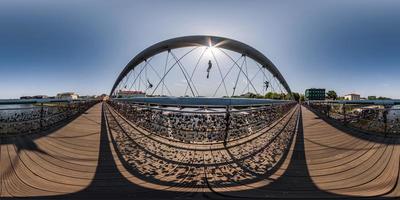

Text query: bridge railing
(305, 100), (400, 136)
(104, 99), (300, 188)
(108, 99), (296, 143)
(0, 99), (99, 136)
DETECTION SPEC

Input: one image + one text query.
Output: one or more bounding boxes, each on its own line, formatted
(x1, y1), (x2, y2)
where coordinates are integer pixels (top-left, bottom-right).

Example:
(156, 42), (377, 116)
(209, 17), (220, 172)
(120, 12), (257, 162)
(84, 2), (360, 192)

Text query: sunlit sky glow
(1, 0), (399, 99)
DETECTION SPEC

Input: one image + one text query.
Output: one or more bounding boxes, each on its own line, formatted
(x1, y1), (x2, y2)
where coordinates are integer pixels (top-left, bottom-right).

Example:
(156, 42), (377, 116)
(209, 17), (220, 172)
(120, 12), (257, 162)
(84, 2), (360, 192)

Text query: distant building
(33, 95), (48, 99)
(305, 88), (325, 100)
(116, 90), (145, 98)
(80, 95), (97, 99)
(56, 92), (79, 100)
(97, 94), (109, 101)
(20, 95), (48, 99)
(344, 93), (360, 101)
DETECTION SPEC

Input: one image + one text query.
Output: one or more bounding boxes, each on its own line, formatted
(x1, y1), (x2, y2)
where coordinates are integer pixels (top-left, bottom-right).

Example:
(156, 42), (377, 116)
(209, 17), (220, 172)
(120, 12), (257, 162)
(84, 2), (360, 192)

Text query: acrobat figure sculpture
(264, 81), (269, 91)
(147, 79), (153, 89)
(207, 60), (212, 79)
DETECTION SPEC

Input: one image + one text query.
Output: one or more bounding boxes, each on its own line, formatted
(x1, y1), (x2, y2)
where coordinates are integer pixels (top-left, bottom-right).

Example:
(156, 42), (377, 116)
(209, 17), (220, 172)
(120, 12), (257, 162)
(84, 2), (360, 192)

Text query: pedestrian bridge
(1, 102), (399, 199)
(1, 36), (399, 199)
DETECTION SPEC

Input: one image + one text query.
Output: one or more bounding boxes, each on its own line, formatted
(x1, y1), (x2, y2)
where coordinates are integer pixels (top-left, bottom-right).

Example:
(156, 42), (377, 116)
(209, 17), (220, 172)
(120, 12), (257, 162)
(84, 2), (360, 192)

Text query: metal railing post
(343, 103), (347, 125)
(223, 105), (230, 146)
(68, 102), (72, 118)
(383, 108), (388, 136)
(326, 103), (330, 118)
(40, 103), (44, 129)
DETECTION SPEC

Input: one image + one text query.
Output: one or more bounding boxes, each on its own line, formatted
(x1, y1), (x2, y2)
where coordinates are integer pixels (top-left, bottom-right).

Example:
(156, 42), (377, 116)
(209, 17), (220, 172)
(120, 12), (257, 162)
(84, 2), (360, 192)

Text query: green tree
(337, 96), (345, 100)
(326, 90), (338, 100)
(264, 92), (287, 100)
(264, 92), (274, 99)
(300, 94), (305, 102)
(377, 96), (391, 100)
(291, 92), (300, 102)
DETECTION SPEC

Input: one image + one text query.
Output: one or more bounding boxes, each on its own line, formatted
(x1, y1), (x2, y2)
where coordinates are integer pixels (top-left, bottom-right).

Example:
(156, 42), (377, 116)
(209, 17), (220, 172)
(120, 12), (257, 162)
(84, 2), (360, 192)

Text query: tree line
(233, 90), (391, 102)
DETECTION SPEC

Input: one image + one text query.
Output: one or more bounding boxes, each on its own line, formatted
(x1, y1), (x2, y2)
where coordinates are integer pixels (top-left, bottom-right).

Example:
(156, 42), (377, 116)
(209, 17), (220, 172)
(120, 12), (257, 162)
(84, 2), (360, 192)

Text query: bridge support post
(342, 103), (347, 125)
(67, 102), (72, 118)
(326, 103), (331, 118)
(40, 103), (44, 129)
(383, 107), (389, 137)
(223, 105), (231, 146)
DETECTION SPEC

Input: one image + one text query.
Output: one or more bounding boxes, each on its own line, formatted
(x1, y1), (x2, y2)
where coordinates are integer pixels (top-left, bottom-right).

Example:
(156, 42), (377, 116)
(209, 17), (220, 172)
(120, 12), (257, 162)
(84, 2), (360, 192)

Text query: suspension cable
(146, 61), (173, 96)
(161, 51), (170, 96)
(219, 48), (259, 95)
(244, 56), (250, 93)
(128, 57), (153, 91)
(210, 49), (229, 97)
(151, 47), (198, 96)
(253, 61), (275, 93)
(213, 55), (243, 97)
(184, 47), (208, 96)
(239, 62), (264, 96)
(232, 56), (246, 97)
(170, 51), (200, 97)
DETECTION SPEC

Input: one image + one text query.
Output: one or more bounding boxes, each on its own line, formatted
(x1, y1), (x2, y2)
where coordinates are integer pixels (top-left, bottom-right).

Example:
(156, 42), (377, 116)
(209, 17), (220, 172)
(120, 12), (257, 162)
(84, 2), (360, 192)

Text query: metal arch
(110, 35), (292, 96)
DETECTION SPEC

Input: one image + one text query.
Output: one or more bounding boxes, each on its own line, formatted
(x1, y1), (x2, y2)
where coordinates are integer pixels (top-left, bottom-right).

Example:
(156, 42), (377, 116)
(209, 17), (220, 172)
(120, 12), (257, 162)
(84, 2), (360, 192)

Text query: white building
(56, 92), (79, 100)
(344, 93), (360, 101)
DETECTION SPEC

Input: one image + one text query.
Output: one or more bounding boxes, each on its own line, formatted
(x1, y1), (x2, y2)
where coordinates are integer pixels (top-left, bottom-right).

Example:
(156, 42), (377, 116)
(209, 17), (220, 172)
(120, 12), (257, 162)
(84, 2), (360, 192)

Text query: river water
(0, 104), (35, 109)
(0, 104), (38, 119)
(388, 105), (400, 121)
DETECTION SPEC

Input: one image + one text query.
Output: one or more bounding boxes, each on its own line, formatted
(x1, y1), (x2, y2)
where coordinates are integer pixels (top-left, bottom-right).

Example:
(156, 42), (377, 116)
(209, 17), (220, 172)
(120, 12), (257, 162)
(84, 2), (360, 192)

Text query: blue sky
(1, 0), (399, 99)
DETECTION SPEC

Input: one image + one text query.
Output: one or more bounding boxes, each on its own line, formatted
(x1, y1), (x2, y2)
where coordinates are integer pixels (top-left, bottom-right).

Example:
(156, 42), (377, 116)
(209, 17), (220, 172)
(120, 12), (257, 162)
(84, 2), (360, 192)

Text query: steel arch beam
(110, 35), (292, 96)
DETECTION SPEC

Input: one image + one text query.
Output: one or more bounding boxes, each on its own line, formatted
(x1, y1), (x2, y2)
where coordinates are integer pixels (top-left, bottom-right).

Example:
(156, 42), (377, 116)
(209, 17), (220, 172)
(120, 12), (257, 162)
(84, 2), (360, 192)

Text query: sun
(205, 45), (218, 60)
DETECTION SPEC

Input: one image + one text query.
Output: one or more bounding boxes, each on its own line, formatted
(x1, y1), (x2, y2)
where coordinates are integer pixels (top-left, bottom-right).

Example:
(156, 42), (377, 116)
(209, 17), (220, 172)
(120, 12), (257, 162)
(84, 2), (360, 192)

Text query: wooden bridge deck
(0, 103), (102, 198)
(301, 106), (400, 198)
(0, 103), (399, 199)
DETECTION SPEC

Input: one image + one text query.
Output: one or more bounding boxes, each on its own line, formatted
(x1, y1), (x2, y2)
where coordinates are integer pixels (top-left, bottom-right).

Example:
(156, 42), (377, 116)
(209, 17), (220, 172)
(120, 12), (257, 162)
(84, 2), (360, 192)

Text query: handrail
(108, 100), (296, 143)
(0, 100), (99, 136)
(0, 98), (96, 105)
(114, 97), (294, 108)
(305, 101), (400, 135)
